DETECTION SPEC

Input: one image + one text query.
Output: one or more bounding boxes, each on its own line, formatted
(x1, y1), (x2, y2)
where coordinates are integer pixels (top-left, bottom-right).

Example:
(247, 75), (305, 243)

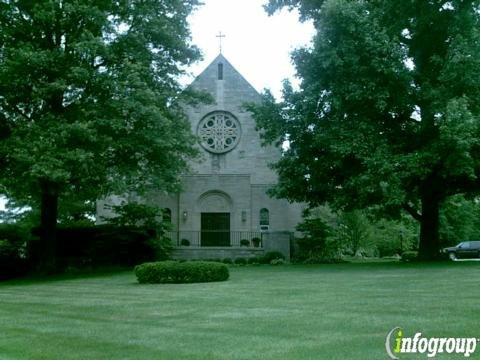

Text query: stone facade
(97, 54), (304, 257)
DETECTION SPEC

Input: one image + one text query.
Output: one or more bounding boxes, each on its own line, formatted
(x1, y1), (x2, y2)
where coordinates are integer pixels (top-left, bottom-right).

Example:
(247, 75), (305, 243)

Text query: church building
(99, 53), (304, 259)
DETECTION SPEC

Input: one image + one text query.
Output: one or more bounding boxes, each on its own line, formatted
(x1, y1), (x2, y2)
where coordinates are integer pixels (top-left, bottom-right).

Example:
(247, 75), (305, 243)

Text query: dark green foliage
(240, 239), (250, 247)
(295, 217), (333, 259)
(373, 219), (418, 257)
(337, 210), (372, 255)
(298, 254), (347, 264)
(234, 257), (248, 265)
(260, 251), (286, 264)
(252, 0), (480, 260)
(103, 203), (167, 229)
(294, 211), (345, 262)
(294, 206), (418, 260)
(0, 0), (204, 269)
(440, 195), (480, 247)
(134, 261), (229, 284)
(401, 251), (419, 262)
(0, 224), (30, 279)
(247, 257), (261, 265)
(0, 224), (31, 247)
(180, 239), (190, 246)
(375, 239), (401, 258)
(28, 225), (169, 269)
(222, 258), (233, 264)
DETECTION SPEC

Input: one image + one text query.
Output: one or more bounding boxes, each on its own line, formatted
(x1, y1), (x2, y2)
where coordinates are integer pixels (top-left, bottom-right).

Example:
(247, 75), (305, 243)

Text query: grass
(0, 261), (479, 359)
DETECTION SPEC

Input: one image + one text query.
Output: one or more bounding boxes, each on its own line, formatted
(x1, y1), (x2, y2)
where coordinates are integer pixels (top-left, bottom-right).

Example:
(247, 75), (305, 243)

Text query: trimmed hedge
(401, 251), (418, 262)
(247, 257), (261, 265)
(0, 224), (31, 280)
(134, 261), (229, 284)
(234, 257), (247, 265)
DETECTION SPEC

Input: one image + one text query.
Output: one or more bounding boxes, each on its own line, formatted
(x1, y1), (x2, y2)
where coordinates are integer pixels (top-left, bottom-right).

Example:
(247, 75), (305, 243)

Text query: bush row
(0, 223), (171, 279)
(28, 224), (170, 269)
(401, 251), (419, 262)
(0, 225), (31, 280)
(197, 251), (286, 265)
(135, 261), (229, 284)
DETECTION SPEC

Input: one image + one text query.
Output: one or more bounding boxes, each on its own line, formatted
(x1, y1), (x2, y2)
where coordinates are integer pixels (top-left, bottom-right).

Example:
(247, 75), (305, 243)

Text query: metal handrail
(164, 230), (264, 248)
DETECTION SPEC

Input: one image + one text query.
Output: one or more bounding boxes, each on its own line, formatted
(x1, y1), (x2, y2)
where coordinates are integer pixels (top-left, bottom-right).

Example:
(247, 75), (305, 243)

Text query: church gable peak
(189, 54), (260, 99)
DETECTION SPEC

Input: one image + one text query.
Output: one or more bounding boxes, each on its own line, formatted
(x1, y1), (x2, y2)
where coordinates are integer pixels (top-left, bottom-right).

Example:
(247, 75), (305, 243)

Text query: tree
(249, 0), (480, 259)
(439, 195), (480, 247)
(0, 0), (203, 270)
(337, 210), (372, 255)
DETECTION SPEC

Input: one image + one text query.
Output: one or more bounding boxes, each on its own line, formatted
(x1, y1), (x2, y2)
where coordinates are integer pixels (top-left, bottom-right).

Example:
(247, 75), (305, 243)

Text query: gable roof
(188, 54), (260, 100)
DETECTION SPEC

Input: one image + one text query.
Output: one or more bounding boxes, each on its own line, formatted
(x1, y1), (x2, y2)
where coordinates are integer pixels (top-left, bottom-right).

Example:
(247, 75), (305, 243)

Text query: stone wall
(262, 231), (292, 261)
(170, 231), (292, 261)
(171, 247), (264, 261)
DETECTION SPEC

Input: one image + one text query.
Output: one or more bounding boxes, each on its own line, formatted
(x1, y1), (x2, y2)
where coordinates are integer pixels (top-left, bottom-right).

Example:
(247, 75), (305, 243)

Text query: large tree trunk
(418, 192), (441, 260)
(39, 180), (59, 273)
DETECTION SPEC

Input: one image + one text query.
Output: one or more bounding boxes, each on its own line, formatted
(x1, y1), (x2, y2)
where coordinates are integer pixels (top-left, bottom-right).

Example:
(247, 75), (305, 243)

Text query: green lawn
(0, 262), (479, 359)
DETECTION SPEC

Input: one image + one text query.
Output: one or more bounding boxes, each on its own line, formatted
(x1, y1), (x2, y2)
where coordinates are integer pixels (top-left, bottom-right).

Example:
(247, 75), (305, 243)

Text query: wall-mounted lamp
(241, 210), (247, 222)
(182, 210), (188, 222)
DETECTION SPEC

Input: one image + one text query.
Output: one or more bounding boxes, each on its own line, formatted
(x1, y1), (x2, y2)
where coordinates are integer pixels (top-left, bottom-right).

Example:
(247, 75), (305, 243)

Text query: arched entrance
(197, 191), (232, 246)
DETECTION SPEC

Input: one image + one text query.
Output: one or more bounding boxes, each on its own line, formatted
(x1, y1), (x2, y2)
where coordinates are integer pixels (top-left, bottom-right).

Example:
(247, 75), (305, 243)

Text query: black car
(442, 241), (480, 260)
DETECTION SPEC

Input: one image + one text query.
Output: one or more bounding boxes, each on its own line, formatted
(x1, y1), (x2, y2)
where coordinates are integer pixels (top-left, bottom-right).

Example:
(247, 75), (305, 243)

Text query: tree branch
(444, 176), (480, 196)
(1, 101), (32, 122)
(403, 203), (422, 221)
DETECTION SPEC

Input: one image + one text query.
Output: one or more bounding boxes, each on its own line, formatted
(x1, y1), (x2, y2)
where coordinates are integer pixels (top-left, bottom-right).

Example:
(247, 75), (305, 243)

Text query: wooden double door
(201, 212), (230, 247)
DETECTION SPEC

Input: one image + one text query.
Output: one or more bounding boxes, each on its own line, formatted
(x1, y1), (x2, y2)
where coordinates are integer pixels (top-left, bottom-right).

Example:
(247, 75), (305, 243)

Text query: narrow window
(260, 208), (269, 226)
(163, 208), (172, 223)
(218, 63), (223, 80)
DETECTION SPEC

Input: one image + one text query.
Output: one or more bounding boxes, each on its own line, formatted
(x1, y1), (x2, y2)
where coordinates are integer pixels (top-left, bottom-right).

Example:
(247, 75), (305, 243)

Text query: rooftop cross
(216, 31), (226, 53)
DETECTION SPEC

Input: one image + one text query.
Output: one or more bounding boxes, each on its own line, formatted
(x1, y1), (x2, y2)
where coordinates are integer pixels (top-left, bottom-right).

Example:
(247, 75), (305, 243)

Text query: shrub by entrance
(134, 261), (229, 284)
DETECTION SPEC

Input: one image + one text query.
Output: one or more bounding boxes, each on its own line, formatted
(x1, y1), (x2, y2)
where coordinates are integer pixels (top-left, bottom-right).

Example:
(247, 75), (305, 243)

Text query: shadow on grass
(3, 260), (479, 286)
(288, 259), (480, 272)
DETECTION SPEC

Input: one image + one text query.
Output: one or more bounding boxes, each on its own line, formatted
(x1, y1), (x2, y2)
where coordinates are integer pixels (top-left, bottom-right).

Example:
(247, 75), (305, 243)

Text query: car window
(462, 242), (471, 249)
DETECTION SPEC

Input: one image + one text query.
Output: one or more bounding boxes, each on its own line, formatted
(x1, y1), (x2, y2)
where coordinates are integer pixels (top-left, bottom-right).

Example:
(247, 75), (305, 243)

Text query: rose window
(197, 111), (241, 154)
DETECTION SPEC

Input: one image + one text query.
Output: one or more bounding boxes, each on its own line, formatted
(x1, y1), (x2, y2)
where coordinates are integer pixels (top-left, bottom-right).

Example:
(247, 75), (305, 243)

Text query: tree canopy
(249, 0), (480, 259)
(0, 0), (203, 269)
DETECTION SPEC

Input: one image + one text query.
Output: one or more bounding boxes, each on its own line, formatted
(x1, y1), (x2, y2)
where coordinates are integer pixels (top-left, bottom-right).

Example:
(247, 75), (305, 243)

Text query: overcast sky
(183, 0), (315, 99)
(0, 1), (314, 211)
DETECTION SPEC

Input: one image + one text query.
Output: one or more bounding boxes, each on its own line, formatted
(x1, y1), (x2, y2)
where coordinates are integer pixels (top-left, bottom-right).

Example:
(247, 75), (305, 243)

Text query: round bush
(401, 251), (418, 262)
(240, 239), (250, 247)
(234, 257), (247, 265)
(134, 261), (229, 284)
(247, 257), (261, 265)
(270, 258), (286, 265)
(260, 251), (285, 264)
